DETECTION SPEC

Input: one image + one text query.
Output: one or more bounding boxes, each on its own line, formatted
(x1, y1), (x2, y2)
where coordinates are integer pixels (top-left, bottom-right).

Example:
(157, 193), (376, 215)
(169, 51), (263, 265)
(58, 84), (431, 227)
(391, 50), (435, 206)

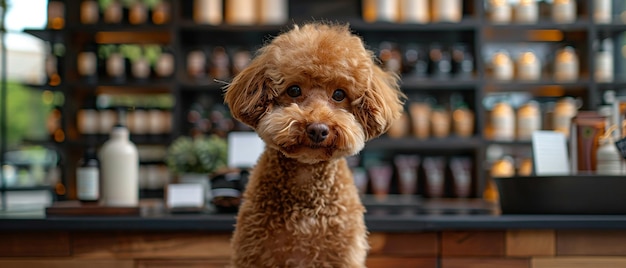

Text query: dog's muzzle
(306, 123), (330, 143)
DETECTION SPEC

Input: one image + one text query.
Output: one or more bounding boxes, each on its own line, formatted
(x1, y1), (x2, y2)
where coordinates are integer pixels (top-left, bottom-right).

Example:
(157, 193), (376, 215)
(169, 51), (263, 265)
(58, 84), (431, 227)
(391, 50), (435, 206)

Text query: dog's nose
(307, 123), (330, 143)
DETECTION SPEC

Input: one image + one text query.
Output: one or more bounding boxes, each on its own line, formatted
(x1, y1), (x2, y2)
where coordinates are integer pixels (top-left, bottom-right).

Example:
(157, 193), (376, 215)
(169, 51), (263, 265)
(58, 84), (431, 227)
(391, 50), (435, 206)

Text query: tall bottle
(76, 147), (100, 203)
(99, 111), (139, 207)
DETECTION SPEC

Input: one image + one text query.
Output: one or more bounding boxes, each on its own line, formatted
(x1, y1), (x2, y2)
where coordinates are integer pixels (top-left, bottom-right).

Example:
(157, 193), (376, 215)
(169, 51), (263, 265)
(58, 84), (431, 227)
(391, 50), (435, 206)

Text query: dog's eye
(287, 86), (302, 98)
(332, 89), (346, 102)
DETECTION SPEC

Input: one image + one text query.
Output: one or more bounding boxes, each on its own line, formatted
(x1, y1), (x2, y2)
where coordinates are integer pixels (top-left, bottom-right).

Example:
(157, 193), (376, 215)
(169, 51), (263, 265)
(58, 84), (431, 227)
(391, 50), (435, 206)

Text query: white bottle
(596, 137), (623, 175)
(99, 123), (139, 207)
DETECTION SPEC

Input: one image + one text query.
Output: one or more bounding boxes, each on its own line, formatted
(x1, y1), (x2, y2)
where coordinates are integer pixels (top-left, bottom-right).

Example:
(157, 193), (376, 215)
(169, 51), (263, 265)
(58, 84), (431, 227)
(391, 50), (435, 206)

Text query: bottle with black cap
(77, 146), (100, 203)
(99, 109), (139, 207)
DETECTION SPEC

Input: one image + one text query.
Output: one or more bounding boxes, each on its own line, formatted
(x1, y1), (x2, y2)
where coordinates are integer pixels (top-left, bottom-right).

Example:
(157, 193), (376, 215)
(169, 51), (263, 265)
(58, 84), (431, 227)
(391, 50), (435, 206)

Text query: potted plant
(165, 134), (228, 183)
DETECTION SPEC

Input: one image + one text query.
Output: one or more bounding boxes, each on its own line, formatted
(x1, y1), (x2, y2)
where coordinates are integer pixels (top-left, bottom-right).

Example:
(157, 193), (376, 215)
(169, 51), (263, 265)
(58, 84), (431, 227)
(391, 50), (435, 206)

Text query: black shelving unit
(19, 0), (626, 201)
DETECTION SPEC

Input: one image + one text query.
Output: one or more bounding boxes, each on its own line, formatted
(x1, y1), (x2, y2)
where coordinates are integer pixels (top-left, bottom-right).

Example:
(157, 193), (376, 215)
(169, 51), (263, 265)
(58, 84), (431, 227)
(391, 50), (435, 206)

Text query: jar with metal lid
(516, 101), (541, 140)
(491, 101), (515, 141)
(432, 0), (462, 22)
(594, 0), (612, 24)
(552, 97), (580, 137)
(516, 50), (541, 81)
(552, 0), (577, 23)
(400, 0), (429, 23)
(492, 50), (513, 81)
(554, 46), (579, 82)
(489, 0), (511, 24)
(491, 156), (516, 178)
(514, 0), (538, 24)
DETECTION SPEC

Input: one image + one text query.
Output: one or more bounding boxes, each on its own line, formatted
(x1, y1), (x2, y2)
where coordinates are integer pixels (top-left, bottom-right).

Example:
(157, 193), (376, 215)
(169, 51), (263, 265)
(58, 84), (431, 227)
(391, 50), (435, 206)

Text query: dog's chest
(262, 213), (338, 266)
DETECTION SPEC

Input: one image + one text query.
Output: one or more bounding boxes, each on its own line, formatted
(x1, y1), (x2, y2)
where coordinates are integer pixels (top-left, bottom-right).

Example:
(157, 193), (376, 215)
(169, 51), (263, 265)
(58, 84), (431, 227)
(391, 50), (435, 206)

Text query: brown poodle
(224, 22), (405, 267)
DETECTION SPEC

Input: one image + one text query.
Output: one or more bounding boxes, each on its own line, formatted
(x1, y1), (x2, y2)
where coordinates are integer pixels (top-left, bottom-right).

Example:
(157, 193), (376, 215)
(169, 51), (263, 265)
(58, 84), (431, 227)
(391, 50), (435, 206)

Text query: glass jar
(47, 1), (65, 29)
(187, 49), (207, 79)
(595, 37), (614, 82)
(194, 0), (222, 25)
(225, 0), (257, 25)
(554, 46), (579, 82)
(491, 101), (515, 141)
(552, 0), (577, 23)
(410, 102), (432, 139)
(431, 107), (450, 138)
(516, 50), (541, 81)
(259, 0), (288, 25)
(77, 45), (98, 82)
(129, 0), (148, 25)
(400, 0), (429, 23)
(489, 0), (511, 24)
(514, 0), (538, 24)
(492, 50), (513, 81)
(432, 0), (462, 22)
(151, 0), (171, 24)
(553, 97), (580, 137)
(452, 106), (474, 138)
(80, 0), (99, 24)
(594, 0), (612, 24)
(491, 156), (516, 178)
(103, 0), (123, 24)
(516, 101), (541, 140)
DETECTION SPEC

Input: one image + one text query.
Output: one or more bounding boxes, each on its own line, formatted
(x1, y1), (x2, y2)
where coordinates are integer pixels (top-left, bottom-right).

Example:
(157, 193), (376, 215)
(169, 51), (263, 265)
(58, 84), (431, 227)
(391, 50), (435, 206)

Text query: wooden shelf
(484, 19), (592, 31)
(401, 76), (478, 90)
(365, 136), (483, 151)
(348, 18), (480, 32)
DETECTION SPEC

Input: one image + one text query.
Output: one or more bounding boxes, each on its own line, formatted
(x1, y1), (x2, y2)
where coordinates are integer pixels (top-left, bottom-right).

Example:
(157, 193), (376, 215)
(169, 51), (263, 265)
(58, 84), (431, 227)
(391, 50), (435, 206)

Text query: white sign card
(532, 131), (571, 176)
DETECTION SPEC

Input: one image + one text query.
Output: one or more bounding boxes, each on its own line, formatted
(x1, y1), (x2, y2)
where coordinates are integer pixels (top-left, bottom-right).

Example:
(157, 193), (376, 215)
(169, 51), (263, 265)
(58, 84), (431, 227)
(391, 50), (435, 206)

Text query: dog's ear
(356, 66), (405, 140)
(224, 52), (272, 129)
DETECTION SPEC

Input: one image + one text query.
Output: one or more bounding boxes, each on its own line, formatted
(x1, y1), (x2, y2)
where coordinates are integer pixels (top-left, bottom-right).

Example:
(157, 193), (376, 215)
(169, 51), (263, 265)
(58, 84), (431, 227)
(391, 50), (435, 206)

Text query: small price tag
(615, 137), (626, 159)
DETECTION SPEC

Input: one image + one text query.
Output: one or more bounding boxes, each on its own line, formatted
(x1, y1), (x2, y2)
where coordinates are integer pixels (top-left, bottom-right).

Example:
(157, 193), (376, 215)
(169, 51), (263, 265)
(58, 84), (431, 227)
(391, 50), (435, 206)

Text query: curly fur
(224, 22), (405, 267)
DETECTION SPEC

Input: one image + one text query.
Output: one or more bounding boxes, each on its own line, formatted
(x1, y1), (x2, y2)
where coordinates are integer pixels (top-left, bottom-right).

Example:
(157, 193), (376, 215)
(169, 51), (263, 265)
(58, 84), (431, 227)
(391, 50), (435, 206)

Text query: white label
(77, 167), (99, 200)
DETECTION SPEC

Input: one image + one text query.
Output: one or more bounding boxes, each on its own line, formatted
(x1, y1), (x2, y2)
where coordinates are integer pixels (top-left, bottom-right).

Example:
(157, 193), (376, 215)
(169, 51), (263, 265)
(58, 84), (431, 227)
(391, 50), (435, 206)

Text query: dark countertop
(2, 196), (626, 232)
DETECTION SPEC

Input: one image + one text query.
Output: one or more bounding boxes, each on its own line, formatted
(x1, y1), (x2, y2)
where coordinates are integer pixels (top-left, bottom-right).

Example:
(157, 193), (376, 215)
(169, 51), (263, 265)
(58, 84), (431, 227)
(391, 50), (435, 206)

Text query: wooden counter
(3, 198), (626, 267)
